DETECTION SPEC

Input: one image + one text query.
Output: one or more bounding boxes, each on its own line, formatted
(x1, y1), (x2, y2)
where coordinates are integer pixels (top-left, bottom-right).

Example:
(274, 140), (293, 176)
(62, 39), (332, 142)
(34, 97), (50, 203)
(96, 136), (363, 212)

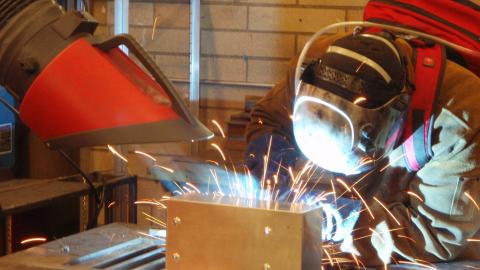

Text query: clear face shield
(293, 22), (480, 175)
(293, 83), (408, 175)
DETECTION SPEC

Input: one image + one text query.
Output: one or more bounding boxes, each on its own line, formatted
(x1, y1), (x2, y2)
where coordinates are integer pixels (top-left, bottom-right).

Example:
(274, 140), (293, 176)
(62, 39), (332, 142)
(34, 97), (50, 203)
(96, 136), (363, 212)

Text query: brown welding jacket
(245, 33), (480, 265)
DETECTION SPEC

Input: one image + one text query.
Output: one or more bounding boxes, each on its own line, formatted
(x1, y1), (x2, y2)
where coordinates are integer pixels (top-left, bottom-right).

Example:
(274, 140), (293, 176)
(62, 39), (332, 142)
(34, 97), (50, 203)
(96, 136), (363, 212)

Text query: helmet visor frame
(293, 81), (408, 175)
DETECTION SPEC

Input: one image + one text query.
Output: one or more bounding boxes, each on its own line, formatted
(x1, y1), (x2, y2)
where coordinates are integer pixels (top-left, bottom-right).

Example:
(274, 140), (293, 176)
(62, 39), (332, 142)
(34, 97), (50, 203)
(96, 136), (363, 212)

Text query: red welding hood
(20, 36), (212, 149)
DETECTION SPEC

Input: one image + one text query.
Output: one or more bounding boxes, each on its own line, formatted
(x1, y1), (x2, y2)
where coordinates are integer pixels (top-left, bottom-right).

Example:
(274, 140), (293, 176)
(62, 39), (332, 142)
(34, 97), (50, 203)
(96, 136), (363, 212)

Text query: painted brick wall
(88, 0), (367, 175)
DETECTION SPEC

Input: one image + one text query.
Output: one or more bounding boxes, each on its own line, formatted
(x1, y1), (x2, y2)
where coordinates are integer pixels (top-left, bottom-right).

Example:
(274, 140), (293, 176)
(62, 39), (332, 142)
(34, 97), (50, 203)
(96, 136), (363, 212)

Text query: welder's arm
(244, 60), (303, 185)
(344, 65), (480, 266)
(347, 146), (480, 265)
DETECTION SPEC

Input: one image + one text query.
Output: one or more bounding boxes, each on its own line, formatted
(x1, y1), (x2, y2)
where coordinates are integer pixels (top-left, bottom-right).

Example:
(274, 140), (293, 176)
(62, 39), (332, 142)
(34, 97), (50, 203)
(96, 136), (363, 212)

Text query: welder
(245, 28), (480, 265)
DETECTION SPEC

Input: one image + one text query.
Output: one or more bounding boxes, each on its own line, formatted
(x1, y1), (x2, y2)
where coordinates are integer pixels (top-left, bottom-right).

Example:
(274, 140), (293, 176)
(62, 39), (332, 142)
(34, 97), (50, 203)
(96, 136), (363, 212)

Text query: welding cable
(0, 95), (103, 228)
(58, 149), (105, 229)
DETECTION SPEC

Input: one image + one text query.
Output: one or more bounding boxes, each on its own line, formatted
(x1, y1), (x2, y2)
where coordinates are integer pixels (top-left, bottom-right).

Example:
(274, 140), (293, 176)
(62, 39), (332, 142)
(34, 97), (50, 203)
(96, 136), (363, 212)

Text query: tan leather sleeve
(345, 61), (480, 266)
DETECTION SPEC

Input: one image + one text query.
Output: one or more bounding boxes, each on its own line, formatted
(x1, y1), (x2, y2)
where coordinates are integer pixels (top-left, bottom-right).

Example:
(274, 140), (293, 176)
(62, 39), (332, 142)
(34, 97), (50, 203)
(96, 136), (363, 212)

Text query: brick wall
(87, 0), (367, 173)
(86, 0), (367, 226)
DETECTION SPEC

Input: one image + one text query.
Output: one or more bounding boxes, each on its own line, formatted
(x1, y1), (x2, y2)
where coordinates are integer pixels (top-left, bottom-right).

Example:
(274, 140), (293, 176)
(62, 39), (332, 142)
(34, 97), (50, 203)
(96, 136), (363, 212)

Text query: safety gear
(320, 197), (361, 242)
(293, 33), (409, 175)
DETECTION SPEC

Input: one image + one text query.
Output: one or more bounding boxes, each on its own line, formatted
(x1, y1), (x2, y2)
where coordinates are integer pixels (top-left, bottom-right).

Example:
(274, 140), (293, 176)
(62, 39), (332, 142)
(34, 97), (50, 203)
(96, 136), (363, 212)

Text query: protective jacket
(245, 33), (480, 265)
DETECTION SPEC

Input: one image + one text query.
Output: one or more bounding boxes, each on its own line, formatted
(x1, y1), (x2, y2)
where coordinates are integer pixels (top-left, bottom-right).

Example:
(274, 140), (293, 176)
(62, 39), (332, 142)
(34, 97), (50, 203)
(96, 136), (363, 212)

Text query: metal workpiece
(166, 194), (323, 270)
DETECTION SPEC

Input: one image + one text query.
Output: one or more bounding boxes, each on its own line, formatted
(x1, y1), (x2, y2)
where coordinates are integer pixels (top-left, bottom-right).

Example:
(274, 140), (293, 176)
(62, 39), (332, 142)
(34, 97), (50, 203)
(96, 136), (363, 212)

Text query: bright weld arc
(211, 120), (226, 138)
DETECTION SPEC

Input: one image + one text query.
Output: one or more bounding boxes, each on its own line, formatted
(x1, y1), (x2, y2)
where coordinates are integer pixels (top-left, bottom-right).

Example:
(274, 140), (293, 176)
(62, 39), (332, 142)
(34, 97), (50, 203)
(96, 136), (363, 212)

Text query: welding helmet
(293, 31), (409, 175)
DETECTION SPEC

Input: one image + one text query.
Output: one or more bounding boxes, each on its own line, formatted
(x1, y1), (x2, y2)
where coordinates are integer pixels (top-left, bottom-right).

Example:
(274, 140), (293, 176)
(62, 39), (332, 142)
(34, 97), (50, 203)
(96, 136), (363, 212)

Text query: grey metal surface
(166, 194), (323, 270)
(0, 223), (165, 270)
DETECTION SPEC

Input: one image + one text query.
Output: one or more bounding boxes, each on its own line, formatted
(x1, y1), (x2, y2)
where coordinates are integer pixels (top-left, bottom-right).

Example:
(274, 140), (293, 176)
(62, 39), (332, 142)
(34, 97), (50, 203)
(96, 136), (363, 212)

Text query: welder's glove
(245, 133), (300, 189)
(320, 197), (361, 243)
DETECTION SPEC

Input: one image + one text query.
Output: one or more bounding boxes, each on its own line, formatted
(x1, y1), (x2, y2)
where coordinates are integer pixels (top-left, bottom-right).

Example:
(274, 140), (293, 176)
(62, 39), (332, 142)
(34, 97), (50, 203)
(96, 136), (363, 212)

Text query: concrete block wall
(84, 0), (367, 223)
(87, 1), (367, 224)
(88, 0), (368, 167)
(92, 0), (366, 159)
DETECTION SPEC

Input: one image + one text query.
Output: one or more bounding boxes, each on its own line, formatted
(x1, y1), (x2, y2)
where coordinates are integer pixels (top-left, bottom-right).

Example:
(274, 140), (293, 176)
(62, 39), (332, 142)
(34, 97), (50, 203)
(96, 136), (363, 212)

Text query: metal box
(166, 194), (322, 270)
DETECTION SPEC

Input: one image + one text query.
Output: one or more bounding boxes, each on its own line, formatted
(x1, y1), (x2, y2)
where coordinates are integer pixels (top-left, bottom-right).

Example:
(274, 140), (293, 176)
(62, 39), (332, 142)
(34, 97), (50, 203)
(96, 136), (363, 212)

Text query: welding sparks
(373, 197), (401, 225)
(398, 235), (417, 243)
(142, 212), (166, 228)
(205, 160), (219, 166)
(20, 237), (47, 245)
(323, 248), (334, 266)
(135, 200), (167, 208)
(353, 97), (367, 105)
(464, 192), (480, 210)
(467, 238), (480, 242)
(211, 120), (226, 138)
(137, 231), (166, 242)
(134, 150), (157, 162)
(107, 145), (128, 163)
(407, 191), (424, 202)
(369, 228), (385, 243)
(151, 16), (158, 40)
(211, 143), (226, 161)
(152, 164), (174, 174)
(336, 178), (351, 192)
(380, 153), (406, 172)
(352, 187), (375, 219)
(397, 260), (436, 270)
(186, 182), (201, 193)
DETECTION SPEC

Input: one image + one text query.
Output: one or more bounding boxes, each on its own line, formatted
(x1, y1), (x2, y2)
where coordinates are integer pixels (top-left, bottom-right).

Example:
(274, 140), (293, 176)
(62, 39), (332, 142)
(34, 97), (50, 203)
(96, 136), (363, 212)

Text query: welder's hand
(245, 133), (300, 188)
(321, 197), (361, 243)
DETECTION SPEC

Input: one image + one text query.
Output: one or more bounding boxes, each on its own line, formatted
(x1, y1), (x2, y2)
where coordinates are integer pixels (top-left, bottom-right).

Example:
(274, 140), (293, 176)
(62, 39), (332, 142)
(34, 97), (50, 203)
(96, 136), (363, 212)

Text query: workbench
(0, 222), (479, 269)
(0, 223), (165, 270)
(0, 174), (137, 255)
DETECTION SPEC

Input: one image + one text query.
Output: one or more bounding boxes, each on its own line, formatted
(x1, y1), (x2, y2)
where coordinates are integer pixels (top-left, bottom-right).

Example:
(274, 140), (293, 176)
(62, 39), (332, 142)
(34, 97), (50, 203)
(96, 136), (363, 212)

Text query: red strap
(402, 44), (445, 171)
